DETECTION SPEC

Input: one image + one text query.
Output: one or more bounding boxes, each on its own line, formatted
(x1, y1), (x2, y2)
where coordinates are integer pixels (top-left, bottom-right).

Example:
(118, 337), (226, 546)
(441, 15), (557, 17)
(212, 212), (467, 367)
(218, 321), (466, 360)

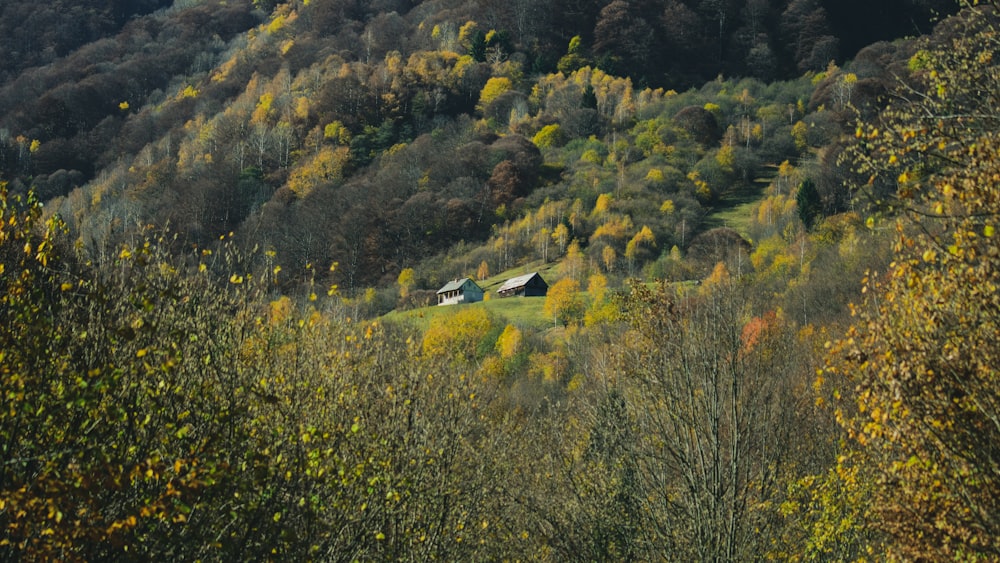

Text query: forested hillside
(0, 0), (955, 291)
(2, 0), (999, 560)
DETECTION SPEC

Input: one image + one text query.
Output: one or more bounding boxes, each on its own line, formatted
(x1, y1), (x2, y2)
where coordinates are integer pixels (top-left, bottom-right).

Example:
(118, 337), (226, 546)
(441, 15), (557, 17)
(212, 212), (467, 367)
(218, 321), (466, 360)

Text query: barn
(496, 272), (548, 298)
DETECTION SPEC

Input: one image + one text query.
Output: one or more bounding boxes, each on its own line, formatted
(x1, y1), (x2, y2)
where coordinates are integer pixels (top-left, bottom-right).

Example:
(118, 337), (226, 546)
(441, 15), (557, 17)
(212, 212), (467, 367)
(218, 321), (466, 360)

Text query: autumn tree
(397, 267), (415, 299)
(0, 187), (534, 560)
(826, 4), (1000, 558)
(544, 277), (584, 326)
(615, 278), (793, 560)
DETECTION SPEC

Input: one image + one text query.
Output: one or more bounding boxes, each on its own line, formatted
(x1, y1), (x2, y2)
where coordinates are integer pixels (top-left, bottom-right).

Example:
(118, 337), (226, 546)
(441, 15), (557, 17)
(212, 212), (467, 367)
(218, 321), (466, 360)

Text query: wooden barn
(496, 272), (548, 298)
(436, 278), (484, 306)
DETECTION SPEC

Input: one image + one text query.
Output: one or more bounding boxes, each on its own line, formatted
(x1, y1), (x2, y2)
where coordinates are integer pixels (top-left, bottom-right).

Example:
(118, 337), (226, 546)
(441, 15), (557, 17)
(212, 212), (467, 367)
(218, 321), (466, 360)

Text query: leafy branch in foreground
(828, 3), (1000, 559)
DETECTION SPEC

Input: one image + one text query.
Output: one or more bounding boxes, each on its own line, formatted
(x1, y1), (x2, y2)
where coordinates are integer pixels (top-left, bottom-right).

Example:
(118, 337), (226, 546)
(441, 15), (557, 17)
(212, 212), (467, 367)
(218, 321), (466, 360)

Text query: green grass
(702, 171), (775, 240)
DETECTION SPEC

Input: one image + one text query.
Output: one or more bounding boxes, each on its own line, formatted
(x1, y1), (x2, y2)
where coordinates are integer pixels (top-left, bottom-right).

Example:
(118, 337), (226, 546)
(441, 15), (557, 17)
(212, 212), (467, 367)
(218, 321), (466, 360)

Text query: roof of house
(436, 278), (480, 294)
(497, 272), (545, 293)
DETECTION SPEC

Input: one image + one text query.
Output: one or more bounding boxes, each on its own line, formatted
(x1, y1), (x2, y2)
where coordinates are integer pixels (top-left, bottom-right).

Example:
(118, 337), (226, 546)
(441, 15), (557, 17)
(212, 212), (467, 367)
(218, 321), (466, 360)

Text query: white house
(436, 278), (485, 306)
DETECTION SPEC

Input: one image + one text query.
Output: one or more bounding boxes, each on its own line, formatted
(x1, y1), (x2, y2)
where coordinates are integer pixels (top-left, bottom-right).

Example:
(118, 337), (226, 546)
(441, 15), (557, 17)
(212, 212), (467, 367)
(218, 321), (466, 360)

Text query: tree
(477, 76), (513, 113)
(397, 267), (415, 298)
(544, 277), (584, 326)
(495, 324), (523, 360)
(532, 123), (565, 148)
(796, 178), (821, 228)
(624, 224), (656, 274)
(593, 1), (656, 76)
(422, 306), (497, 362)
(826, 4), (1000, 558)
(616, 279), (793, 560)
(0, 186), (529, 559)
(557, 35), (591, 73)
(780, 0), (839, 72)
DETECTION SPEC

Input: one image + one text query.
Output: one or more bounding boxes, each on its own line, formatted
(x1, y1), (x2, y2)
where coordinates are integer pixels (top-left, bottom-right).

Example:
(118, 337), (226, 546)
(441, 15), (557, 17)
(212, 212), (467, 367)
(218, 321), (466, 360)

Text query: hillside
(0, 0), (952, 296)
(2, 1), (999, 560)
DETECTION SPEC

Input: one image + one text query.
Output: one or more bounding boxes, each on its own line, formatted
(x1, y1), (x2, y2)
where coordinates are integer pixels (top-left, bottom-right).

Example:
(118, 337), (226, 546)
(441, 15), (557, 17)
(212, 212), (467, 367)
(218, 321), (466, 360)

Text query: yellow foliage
(625, 225), (656, 259)
(458, 20), (478, 44)
(560, 239), (585, 279)
(580, 149), (603, 165)
(602, 245), (616, 271)
(778, 160), (795, 178)
(592, 193), (612, 216)
(266, 13), (287, 35)
(715, 145), (735, 171)
(545, 277), (584, 326)
(590, 215), (633, 245)
(422, 307), (494, 360)
(528, 349), (569, 382)
(178, 85), (199, 99)
(701, 261), (730, 292)
(532, 124), (564, 148)
(269, 296), (294, 325)
(791, 121), (808, 150)
(477, 77), (512, 112)
(397, 268), (415, 299)
(495, 324), (522, 359)
(586, 273), (607, 302)
(287, 146), (350, 197)
(750, 234), (793, 274)
(252, 93), (274, 124)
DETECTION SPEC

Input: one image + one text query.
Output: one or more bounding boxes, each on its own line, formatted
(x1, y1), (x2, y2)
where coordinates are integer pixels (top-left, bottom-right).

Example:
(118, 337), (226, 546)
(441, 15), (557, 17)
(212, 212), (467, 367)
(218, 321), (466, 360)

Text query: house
(496, 272), (548, 298)
(436, 278), (484, 306)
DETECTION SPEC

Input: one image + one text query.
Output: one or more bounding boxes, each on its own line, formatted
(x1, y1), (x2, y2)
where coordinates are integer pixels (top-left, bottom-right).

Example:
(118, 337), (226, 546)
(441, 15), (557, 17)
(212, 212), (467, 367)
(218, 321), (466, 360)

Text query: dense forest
(2, 0), (999, 560)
